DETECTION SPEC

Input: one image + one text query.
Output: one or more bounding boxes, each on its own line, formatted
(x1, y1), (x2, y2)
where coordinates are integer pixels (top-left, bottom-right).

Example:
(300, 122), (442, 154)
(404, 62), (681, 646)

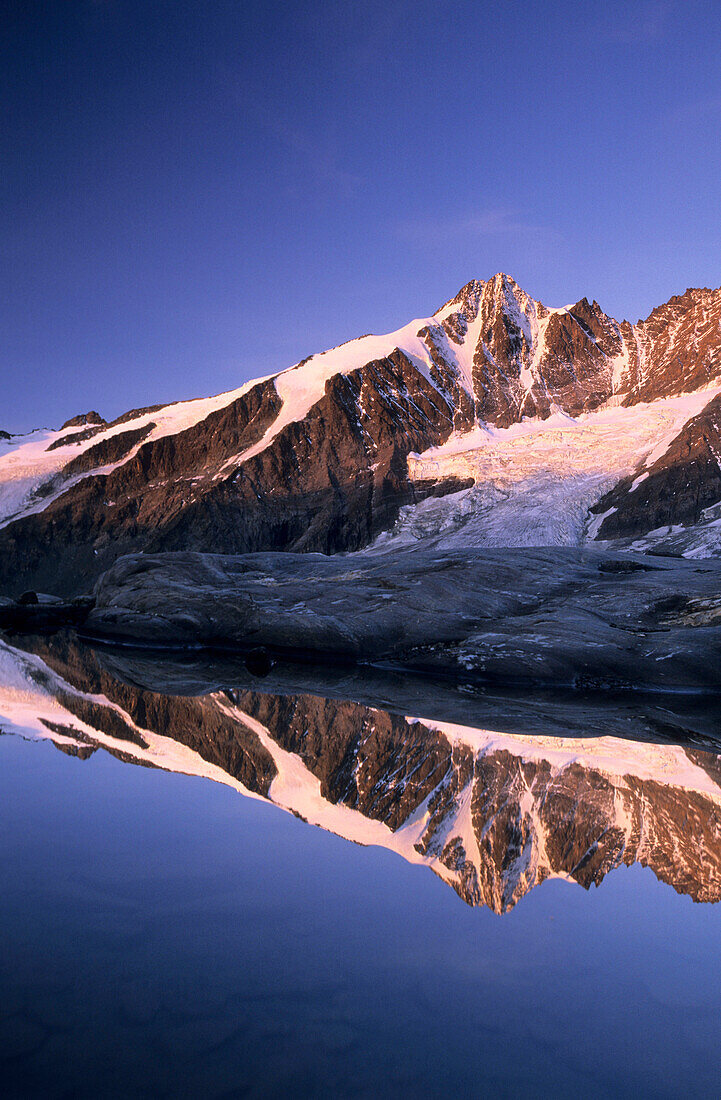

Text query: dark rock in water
(0, 430), (11, 441)
(60, 411), (106, 429)
(86, 545), (721, 693)
(245, 647), (273, 677)
(71, 594), (96, 611)
(0, 592), (94, 632)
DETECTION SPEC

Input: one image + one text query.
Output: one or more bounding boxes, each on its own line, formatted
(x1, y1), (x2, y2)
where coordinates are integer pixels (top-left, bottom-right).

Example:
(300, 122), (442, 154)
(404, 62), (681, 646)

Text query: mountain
(2, 273), (721, 597)
(3, 634), (721, 913)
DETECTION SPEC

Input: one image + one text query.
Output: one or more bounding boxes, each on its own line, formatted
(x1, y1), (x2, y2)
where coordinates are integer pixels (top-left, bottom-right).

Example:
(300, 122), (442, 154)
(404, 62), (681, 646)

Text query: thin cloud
(601, 0), (679, 44)
(214, 65), (362, 196)
(396, 208), (559, 246)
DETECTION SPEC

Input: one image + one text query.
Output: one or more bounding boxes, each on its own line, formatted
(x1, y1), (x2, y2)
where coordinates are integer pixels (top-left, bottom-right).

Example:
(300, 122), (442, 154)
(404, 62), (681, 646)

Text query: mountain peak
(487, 271), (521, 288)
(436, 272), (525, 317)
(60, 410), (106, 430)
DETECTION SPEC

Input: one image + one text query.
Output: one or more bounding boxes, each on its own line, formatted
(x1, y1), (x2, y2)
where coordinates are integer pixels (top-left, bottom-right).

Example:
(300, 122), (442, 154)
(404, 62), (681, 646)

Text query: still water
(2, 635), (721, 1097)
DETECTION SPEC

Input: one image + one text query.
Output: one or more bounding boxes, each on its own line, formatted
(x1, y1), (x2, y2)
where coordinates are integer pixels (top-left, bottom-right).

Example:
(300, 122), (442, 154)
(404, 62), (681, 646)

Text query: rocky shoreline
(72, 544), (721, 693)
(0, 592), (94, 633)
(4, 542), (721, 695)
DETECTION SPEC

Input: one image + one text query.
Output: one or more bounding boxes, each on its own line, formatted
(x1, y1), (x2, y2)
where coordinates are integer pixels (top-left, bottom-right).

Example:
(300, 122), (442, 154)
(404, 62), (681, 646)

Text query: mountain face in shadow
(2, 634), (721, 914)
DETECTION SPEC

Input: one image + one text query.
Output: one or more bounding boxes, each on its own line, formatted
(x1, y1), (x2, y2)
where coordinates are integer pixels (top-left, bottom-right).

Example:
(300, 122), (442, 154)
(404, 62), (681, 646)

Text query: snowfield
(373, 387), (721, 550)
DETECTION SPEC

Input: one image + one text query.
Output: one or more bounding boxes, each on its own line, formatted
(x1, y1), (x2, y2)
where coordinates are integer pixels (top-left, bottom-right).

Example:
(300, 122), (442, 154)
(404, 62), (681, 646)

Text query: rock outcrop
(592, 393), (721, 539)
(60, 411), (106, 430)
(0, 592), (93, 632)
(84, 545), (721, 692)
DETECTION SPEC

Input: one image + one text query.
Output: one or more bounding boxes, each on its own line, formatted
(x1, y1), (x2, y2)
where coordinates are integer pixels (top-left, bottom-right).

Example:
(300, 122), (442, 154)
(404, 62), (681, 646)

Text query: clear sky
(3, 0), (721, 431)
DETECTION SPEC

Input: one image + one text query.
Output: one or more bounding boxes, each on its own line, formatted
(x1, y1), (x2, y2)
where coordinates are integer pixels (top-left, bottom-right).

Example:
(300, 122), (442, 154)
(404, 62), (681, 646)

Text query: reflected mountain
(2, 633), (721, 914)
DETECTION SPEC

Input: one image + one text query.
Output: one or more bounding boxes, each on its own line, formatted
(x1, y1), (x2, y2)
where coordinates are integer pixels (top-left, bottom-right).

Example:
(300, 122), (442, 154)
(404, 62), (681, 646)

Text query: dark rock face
(49, 406), (168, 451)
(1, 274), (721, 597)
(444, 279), (721, 419)
(8, 635), (721, 913)
(145, 351), (467, 559)
(0, 379), (280, 595)
(630, 288), (721, 402)
(62, 422), (157, 478)
(0, 354), (468, 596)
(593, 394), (721, 539)
(60, 411), (106, 430)
(47, 426), (106, 451)
(446, 279), (628, 426)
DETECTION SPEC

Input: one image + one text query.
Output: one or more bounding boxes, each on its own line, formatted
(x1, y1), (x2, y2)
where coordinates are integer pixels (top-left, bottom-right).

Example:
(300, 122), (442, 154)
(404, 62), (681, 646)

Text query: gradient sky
(3, 0), (721, 431)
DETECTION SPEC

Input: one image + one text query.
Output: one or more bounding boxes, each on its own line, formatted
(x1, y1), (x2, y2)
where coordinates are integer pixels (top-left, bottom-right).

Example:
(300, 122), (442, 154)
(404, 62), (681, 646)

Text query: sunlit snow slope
(374, 388), (721, 549)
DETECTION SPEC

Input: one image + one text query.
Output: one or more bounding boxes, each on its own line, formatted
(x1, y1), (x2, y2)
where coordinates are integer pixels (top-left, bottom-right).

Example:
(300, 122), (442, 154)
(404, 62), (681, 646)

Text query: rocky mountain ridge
(2, 274), (721, 596)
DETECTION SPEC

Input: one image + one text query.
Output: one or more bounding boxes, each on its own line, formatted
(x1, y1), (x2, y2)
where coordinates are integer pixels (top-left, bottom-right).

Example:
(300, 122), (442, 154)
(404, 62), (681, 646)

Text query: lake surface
(2, 634), (721, 1097)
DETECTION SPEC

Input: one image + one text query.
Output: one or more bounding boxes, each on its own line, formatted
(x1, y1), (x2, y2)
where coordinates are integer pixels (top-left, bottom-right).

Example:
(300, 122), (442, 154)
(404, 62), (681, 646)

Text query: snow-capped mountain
(3, 635), (721, 913)
(2, 273), (721, 596)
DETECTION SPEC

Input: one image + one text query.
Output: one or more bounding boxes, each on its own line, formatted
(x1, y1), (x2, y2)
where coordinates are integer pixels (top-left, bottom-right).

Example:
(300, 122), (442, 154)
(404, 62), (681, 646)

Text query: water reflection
(2, 633), (721, 914)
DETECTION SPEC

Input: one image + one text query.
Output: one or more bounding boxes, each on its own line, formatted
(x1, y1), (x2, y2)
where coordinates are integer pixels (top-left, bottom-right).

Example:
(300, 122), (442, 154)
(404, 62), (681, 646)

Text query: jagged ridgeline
(2, 274), (721, 596)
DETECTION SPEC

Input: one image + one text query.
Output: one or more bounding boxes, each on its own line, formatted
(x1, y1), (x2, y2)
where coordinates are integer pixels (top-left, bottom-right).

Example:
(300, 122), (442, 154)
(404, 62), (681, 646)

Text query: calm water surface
(1, 636), (721, 1097)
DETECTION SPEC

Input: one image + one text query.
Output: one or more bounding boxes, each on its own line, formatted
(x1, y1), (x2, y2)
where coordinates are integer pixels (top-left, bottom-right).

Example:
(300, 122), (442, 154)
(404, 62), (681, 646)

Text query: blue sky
(3, 0), (721, 430)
